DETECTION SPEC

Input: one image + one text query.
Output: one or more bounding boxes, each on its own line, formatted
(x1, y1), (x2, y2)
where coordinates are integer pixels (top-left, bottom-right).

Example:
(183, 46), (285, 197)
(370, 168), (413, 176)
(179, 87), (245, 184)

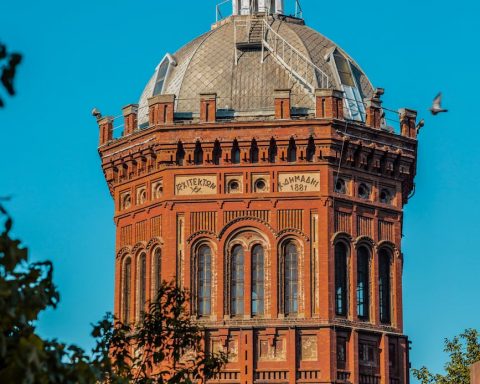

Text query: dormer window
(153, 53), (176, 96)
(329, 49), (366, 122)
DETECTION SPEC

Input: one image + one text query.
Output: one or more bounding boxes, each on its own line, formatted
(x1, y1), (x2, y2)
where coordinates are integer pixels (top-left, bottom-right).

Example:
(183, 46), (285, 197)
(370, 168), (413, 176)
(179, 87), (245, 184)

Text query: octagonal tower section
(97, 11), (418, 384)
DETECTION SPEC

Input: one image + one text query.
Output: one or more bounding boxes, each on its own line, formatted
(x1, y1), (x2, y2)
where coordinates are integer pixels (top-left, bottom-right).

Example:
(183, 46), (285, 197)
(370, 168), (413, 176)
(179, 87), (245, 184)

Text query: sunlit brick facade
(97, 3), (418, 383)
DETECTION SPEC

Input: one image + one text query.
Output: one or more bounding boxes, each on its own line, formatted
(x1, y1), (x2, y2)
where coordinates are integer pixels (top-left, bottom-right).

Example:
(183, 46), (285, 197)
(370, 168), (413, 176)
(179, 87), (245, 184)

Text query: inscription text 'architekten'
(175, 175), (218, 196)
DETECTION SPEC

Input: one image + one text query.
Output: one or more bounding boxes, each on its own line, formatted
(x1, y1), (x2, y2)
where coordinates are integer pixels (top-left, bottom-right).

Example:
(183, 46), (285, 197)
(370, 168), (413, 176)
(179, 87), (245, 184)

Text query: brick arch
(330, 232), (353, 246)
(377, 240), (401, 260)
(187, 230), (217, 244)
(146, 236), (164, 250)
(218, 217), (277, 241)
(353, 235), (376, 249)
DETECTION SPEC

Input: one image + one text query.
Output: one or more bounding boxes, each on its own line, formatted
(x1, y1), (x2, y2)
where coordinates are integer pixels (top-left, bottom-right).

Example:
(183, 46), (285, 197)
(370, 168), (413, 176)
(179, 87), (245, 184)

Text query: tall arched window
(284, 241), (298, 316)
(138, 253), (147, 317)
(230, 245), (244, 316)
(357, 246), (370, 320)
(152, 247), (162, 300)
(194, 141), (203, 165)
(232, 140), (240, 164)
(176, 142), (185, 166)
(379, 249), (391, 324)
(306, 136), (316, 162)
(122, 258), (132, 323)
(250, 139), (259, 164)
(287, 137), (297, 162)
(213, 140), (222, 165)
(268, 137), (277, 163)
(335, 242), (348, 316)
(197, 245), (212, 317)
(251, 245), (265, 316)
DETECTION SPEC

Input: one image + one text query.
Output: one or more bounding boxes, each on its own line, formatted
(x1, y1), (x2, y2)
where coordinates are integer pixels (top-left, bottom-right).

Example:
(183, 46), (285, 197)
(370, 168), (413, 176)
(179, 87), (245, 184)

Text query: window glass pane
(379, 250), (391, 323)
(123, 259), (131, 323)
(252, 245), (265, 316)
(285, 242), (298, 315)
(198, 245), (212, 316)
(155, 248), (161, 297)
(231, 245), (244, 316)
(153, 58), (170, 95)
(357, 247), (370, 320)
(335, 243), (348, 316)
(333, 52), (355, 87)
(139, 254), (147, 315)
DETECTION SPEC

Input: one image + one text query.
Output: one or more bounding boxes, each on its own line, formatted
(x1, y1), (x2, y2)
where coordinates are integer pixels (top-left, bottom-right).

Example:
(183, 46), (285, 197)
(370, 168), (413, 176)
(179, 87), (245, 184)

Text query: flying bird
(430, 93), (448, 115)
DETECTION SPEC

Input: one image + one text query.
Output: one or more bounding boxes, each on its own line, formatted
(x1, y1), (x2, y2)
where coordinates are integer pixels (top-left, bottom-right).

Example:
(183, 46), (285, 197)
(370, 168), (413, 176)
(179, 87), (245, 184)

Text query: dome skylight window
(153, 53), (176, 96)
(329, 50), (366, 122)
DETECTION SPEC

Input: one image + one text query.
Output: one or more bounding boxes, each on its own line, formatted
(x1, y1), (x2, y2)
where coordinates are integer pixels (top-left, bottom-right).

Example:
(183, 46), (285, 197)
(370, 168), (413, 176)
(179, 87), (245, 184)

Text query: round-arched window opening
(255, 179), (267, 192)
(380, 189), (393, 204)
(123, 194), (131, 210)
(358, 183), (370, 199)
(138, 189), (147, 205)
(228, 180), (241, 193)
(154, 182), (163, 199)
(335, 178), (347, 194)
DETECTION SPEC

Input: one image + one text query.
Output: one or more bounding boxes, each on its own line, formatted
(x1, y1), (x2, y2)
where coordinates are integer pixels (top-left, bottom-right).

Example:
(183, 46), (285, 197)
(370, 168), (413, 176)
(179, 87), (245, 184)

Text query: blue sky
(1, 0), (478, 380)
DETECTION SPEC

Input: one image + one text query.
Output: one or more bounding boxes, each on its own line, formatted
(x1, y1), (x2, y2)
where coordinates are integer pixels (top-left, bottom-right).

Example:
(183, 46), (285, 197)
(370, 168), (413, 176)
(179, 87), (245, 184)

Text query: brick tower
(97, 2), (418, 383)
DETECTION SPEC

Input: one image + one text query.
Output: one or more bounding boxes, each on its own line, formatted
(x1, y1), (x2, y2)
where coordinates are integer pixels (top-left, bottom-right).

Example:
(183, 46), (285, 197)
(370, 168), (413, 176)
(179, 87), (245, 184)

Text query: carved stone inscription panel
(175, 175), (217, 195)
(277, 172), (320, 193)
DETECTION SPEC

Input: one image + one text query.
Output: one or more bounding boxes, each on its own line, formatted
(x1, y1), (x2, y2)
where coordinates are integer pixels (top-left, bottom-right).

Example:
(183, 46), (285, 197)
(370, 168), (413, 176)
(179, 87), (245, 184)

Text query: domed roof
(138, 15), (374, 125)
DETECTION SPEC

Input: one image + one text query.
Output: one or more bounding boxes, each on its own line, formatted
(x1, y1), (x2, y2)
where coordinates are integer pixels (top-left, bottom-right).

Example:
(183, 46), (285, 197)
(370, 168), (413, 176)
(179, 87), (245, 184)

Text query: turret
(233, 0), (284, 15)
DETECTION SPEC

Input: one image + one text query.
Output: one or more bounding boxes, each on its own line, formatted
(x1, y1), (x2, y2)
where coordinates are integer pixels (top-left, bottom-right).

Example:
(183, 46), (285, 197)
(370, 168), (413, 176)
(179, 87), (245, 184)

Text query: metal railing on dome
(261, 19), (330, 92)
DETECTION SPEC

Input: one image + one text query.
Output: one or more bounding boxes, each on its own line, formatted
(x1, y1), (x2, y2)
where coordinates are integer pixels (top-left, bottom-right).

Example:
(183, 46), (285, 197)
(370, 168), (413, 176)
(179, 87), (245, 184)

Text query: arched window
(138, 253), (147, 317)
(213, 140), (222, 165)
(287, 137), (297, 162)
(194, 141), (203, 165)
(232, 140), (240, 164)
(379, 249), (391, 324)
(335, 242), (348, 316)
(250, 139), (259, 164)
(306, 136), (316, 162)
(357, 246), (370, 320)
(251, 245), (265, 316)
(176, 142), (185, 166)
(284, 241), (298, 316)
(197, 245), (212, 317)
(230, 245), (244, 316)
(122, 258), (132, 323)
(152, 247), (162, 300)
(268, 137), (277, 163)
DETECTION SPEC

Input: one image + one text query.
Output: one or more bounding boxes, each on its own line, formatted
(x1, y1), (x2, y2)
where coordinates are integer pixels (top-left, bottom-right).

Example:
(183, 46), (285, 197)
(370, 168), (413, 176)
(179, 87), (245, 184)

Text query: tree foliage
(0, 203), (225, 383)
(412, 329), (480, 384)
(0, 43), (22, 107)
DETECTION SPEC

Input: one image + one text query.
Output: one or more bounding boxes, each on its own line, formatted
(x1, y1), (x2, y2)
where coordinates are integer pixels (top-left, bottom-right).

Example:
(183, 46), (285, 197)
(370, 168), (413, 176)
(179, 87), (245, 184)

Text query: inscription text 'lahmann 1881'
(278, 172), (320, 193)
(175, 175), (217, 195)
